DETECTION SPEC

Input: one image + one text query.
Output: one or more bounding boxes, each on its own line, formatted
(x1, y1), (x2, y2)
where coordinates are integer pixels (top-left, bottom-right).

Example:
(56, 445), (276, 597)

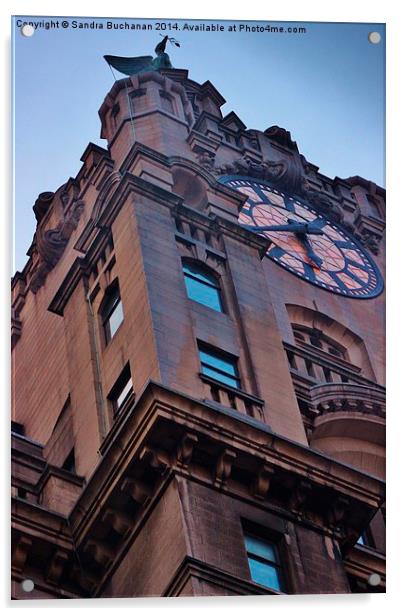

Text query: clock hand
(241, 221), (324, 235)
(241, 217), (324, 267)
(295, 231), (323, 268)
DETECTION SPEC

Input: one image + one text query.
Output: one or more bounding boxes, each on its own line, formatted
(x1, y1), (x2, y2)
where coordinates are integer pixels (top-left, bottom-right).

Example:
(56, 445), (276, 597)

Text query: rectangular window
(102, 286), (124, 342)
(108, 365), (134, 418)
(116, 377), (133, 411)
(198, 343), (240, 389)
(244, 533), (285, 592)
(183, 262), (223, 312)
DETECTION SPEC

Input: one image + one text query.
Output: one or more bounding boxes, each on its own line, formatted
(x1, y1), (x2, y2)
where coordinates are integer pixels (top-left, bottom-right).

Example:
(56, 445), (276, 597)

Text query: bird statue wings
(104, 35), (180, 76)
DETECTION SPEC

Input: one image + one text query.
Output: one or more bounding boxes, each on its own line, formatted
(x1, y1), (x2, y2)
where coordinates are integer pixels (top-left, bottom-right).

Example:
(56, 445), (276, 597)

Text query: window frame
(243, 530), (287, 593)
(182, 260), (224, 313)
(198, 342), (241, 390)
(100, 282), (124, 344)
(108, 364), (134, 419)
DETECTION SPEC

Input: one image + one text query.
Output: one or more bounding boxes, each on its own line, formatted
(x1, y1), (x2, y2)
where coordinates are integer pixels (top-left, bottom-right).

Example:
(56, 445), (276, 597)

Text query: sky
(12, 16), (385, 272)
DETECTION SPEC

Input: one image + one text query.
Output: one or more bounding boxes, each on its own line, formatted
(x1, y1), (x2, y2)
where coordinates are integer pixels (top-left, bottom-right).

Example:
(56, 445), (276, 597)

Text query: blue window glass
(245, 535), (277, 561)
(244, 533), (285, 592)
(183, 262), (223, 312)
(198, 345), (240, 389)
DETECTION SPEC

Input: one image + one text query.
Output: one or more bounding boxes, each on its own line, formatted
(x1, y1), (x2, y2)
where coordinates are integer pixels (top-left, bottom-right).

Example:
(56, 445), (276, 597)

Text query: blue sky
(12, 17), (385, 272)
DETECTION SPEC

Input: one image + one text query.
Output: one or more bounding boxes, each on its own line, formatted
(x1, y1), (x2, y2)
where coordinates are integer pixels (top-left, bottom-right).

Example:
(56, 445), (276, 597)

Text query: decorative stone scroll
(214, 449), (237, 488)
(29, 197), (85, 293)
(300, 178), (345, 223)
(216, 155), (289, 187)
(354, 229), (382, 255)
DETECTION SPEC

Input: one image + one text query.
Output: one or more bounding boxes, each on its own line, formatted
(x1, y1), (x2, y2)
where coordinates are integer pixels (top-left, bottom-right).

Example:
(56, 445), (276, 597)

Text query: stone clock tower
(11, 57), (385, 598)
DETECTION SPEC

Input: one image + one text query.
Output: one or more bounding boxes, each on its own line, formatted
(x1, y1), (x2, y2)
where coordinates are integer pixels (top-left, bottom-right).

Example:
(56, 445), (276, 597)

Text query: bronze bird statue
(104, 35), (180, 76)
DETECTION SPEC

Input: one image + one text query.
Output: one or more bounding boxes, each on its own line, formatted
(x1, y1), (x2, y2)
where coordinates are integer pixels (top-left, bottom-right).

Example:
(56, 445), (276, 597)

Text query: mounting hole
(368, 31), (381, 44)
(21, 24), (35, 37)
(21, 579), (35, 592)
(368, 573), (381, 587)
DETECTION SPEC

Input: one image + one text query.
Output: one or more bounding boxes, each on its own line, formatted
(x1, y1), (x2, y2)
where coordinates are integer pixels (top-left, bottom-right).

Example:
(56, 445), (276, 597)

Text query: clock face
(220, 176), (383, 299)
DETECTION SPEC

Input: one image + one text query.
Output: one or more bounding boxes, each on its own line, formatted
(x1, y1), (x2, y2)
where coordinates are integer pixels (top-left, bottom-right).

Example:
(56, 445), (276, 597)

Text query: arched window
(100, 281), (124, 343)
(182, 261), (224, 313)
(286, 304), (376, 380)
(292, 325), (347, 361)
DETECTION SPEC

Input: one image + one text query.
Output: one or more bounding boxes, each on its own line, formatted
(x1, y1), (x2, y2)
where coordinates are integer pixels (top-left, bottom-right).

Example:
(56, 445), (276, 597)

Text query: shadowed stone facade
(12, 66), (385, 599)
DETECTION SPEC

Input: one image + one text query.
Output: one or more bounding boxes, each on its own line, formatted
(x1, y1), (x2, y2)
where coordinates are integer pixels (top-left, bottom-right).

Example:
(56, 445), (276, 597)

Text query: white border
(2, 1), (400, 613)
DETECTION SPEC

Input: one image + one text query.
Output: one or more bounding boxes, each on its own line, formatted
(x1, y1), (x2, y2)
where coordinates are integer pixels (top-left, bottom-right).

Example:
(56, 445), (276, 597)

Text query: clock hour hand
(295, 231), (323, 268)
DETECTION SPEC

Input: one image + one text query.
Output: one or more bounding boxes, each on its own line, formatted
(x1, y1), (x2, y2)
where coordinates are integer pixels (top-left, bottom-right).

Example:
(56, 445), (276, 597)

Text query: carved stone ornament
(29, 197), (85, 293)
(176, 432), (198, 469)
(264, 125), (297, 150)
(288, 479), (313, 516)
(252, 463), (275, 500)
(216, 155), (285, 182)
(354, 229), (381, 255)
(327, 495), (350, 533)
(214, 449), (236, 487)
(300, 178), (344, 223)
(33, 191), (55, 223)
(195, 150), (216, 173)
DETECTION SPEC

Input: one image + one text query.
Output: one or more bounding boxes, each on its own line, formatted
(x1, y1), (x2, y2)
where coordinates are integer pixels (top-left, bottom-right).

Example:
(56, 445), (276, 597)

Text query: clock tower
(12, 58), (385, 599)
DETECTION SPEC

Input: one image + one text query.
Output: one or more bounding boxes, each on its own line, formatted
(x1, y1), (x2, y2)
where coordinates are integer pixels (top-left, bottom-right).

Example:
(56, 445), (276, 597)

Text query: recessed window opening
(198, 343), (240, 389)
(244, 532), (285, 592)
(108, 364), (134, 418)
(62, 448), (76, 473)
(183, 262), (224, 313)
(101, 283), (124, 343)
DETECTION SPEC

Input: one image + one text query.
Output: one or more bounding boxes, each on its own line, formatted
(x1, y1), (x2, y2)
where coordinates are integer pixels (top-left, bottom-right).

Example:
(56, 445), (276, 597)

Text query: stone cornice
(198, 80), (226, 108)
(98, 171), (182, 227)
(163, 556), (281, 597)
(309, 382), (386, 415)
(120, 140), (171, 175)
(106, 109), (190, 151)
(37, 464), (86, 492)
(12, 498), (71, 549)
(344, 545), (386, 588)
(345, 175), (386, 198)
(79, 141), (110, 164)
(120, 142), (247, 206)
(173, 202), (271, 258)
(284, 342), (383, 389)
(11, 380), (385, 596)
(70, 380), (384, 545)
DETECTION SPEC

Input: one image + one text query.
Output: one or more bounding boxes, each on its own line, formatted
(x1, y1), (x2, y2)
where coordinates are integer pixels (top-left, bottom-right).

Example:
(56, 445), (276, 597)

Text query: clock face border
(219, 174), (384, 300)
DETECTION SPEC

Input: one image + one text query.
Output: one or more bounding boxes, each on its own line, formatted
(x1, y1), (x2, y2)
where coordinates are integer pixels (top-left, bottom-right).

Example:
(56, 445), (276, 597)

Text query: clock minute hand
(241, 221), (324, 235)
